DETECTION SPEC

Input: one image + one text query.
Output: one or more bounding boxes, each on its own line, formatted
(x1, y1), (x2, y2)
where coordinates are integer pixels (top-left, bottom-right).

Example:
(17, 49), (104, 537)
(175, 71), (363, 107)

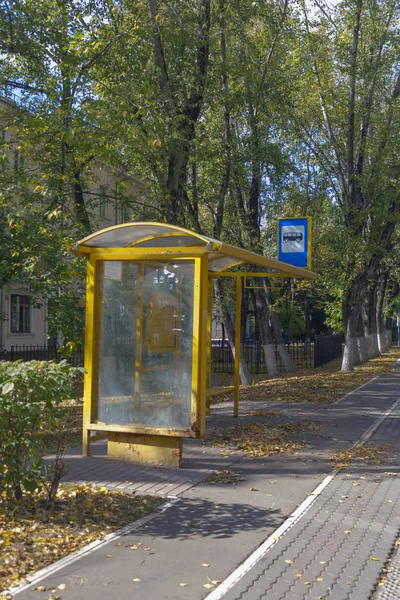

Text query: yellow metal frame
(82, 252), (207, 440)
(74, 222), (317, 459)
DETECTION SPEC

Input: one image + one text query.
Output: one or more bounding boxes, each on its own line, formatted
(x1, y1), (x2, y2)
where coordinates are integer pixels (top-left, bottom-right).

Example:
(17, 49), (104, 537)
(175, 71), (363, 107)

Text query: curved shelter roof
(73, 222), (316, 280)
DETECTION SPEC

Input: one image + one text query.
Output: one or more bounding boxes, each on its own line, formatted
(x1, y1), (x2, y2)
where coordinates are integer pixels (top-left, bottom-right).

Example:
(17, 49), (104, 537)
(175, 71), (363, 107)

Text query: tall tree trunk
(376, 275), (388, 352)
(252, 289), (278, 377)
(148, 0), (211, 225)
(214, 278), (252, 385)
(362, 285), (379, 359)
(356, 312), (367, 365)
(385, 316), (393, 349)
(342, 277), (364, 371)
(264, 287), (296, 372)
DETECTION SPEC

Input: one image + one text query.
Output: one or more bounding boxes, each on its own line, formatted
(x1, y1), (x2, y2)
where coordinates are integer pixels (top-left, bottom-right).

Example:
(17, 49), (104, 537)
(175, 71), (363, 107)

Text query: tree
(0, 0), (145, 343)
(289, 0), (400, 370)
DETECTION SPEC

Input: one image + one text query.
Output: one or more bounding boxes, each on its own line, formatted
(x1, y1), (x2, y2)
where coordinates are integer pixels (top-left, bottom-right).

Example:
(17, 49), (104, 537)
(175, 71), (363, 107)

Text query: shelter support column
(82, 256), (97, 457)
(234, 276), (242, 417)
(206, 278), (213, 416)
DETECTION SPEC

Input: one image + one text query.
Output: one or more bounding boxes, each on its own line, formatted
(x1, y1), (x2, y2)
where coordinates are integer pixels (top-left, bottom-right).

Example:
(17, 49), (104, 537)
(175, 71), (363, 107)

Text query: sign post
(278, 217), (312, 270)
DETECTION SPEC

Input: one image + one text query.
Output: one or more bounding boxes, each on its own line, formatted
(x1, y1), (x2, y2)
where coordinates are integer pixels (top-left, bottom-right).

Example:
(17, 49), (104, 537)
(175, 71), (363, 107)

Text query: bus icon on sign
(283, 231), (303, 243)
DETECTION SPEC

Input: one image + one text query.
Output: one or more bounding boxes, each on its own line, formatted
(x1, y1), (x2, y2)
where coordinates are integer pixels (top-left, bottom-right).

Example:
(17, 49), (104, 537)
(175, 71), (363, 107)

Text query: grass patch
(0, 484), (164, 593)
(213, 346), (400, 405)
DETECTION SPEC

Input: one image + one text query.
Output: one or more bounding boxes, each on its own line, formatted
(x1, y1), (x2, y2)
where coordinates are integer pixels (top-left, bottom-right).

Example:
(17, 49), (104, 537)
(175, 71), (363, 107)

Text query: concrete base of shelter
(107, 432), (183, 467)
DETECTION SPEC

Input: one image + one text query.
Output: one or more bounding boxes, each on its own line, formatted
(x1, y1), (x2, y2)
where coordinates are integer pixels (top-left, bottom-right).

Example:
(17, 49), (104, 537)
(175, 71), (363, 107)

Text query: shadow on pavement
(126, 497), (283, 540)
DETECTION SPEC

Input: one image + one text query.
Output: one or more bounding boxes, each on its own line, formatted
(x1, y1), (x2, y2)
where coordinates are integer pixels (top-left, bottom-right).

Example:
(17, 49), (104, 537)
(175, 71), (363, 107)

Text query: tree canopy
(1, 0), (399, 370)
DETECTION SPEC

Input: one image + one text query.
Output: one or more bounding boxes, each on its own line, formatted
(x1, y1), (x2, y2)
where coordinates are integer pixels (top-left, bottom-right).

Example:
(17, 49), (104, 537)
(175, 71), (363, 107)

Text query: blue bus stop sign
(278, 217), (312, 269)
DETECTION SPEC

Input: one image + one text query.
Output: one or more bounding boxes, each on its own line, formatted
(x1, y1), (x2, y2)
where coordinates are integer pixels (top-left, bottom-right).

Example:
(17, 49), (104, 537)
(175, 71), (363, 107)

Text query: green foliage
(0, 360), (84, 500)
(1, 0), (400, 354)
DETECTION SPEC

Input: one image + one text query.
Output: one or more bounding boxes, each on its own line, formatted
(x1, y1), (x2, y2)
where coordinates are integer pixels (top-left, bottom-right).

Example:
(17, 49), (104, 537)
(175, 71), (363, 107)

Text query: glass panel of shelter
(96, 259), (195, 429)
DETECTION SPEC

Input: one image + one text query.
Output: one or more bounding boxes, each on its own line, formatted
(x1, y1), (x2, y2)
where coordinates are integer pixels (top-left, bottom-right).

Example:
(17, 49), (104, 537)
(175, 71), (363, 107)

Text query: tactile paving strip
(375, 548), (400, 599)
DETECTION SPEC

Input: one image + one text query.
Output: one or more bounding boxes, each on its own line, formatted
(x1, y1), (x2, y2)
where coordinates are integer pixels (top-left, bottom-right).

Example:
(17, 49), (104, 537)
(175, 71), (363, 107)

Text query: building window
(10, 294), (31, 333)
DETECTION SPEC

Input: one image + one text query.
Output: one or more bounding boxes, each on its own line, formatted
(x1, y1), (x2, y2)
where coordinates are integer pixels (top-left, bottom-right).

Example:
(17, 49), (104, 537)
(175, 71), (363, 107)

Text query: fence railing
(4, 345), (84, 367)
(212, 335), (343, 374)
(5, 336), (343, 375)
(211, 341), (315, 374)
(314, 334), (343, 368)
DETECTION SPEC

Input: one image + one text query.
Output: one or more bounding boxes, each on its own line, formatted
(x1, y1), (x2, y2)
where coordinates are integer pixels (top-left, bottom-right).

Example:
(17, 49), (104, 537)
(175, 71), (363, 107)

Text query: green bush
(0, 360), (84, 501)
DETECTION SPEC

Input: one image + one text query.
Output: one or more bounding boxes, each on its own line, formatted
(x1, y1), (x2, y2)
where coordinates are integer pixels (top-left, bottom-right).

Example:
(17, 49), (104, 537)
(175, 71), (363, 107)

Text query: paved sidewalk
(11, 368), (400, 600)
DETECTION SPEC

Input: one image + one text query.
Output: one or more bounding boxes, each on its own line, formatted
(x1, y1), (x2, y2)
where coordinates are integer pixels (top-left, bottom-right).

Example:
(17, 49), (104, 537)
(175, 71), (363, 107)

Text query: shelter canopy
(73, 222), (317, 280)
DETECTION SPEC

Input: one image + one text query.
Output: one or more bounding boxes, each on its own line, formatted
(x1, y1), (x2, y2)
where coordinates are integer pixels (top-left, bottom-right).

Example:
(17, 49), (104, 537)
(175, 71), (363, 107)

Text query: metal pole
(234, 276), (242, 418)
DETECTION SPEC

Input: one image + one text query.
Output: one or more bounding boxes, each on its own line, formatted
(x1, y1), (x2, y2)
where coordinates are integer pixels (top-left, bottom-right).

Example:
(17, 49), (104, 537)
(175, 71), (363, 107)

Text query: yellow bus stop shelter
(71, 222), (316, 467)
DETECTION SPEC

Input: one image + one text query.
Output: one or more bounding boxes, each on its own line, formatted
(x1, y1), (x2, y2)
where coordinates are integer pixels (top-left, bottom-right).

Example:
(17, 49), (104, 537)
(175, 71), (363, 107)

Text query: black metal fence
(211, 341), (315, 374)
(314, 334), (343, 368)
(5, 335), (343, 375)
(4, 345), (84, 367)
(212, 335), (343, 374)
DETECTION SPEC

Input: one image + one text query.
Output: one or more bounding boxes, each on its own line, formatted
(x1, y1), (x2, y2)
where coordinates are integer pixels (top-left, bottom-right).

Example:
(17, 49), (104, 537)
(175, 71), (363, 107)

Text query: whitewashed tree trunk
(214, 279), (252, 385)
(277, 343), (295, 372)
(264, 288), (296, 373)
(263, 343), (278, 377)
(357, 336), (368, 364)
(342, 283), (363, 372)
(377, 331), (388, 353)
(342, 336), (360, 371)
(376, 276), (388, 353)
(363, 286), (380, 360)
(365, 332), (379, 359)
(252, 288), (279, 377)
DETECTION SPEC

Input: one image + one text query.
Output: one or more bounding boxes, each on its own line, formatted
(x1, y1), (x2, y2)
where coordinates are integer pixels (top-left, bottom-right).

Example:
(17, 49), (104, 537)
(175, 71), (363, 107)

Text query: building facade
(0, 97), (144, 353)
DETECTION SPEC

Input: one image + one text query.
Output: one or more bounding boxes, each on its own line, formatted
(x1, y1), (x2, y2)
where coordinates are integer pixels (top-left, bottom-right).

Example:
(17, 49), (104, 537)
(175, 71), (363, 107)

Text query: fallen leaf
(130, 543), (142, 550)
(370, 557), (380, 561)
(285, 560), (293, 564)
(179, 583), (188, 587)
(133, 578), (141, 582)
(202, 563), (210, 567)
(57, 584), (67, 590)
(34, 587), (47, 592)
(203, 583), (214, 589)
